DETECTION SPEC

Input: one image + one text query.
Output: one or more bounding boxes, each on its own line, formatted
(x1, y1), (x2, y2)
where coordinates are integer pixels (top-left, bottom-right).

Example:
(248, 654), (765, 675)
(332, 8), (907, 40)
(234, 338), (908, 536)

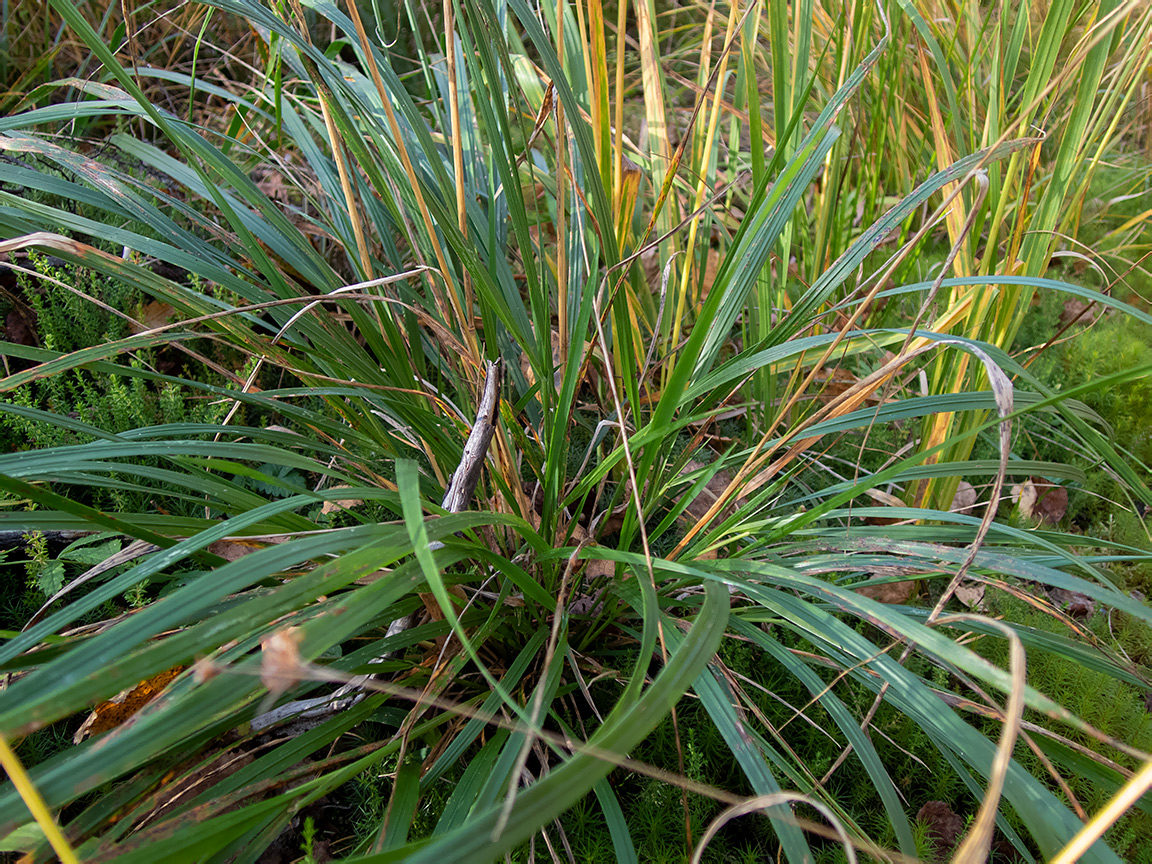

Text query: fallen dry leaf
(679, 460), (742, 527)
(855, 574), (917, 604)
(582, 554), (616, 581)
(951, 480), (978, 514)
(955, 582), (985, 610)
(1011, 477), (1066, 525)
(207, 539), (263, 561)
(1059, 298), (1094, 329)
(1011, 479), (1039, 519)
(74, 666), (184, 743)
(1030, 477), (1068, 526)
(813, 366), (860, 404)
(260, 626), (306, 698)
(134, 300), (175, 332)
(1047, 586), (1095, 620)
(321, 485), (364, 515)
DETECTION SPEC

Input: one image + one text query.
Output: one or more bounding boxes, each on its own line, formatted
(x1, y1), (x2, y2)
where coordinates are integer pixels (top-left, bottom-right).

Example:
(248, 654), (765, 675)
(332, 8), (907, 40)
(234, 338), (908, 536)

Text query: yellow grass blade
(0, 735), (78, 864)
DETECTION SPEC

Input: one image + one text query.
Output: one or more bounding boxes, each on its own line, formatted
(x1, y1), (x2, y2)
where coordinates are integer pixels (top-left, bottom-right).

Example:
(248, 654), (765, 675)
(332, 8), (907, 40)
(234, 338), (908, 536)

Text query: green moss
(1059, 317), (1152, 463)
(1006, 283), (1152, 557)
(0, 255), (229, 513)
(966, 589), (1152, 849)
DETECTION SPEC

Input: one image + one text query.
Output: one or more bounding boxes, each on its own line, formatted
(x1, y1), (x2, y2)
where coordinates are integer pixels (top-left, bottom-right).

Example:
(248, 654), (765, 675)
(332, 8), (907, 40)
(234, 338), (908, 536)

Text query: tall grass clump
(0, 0), (1150, 860)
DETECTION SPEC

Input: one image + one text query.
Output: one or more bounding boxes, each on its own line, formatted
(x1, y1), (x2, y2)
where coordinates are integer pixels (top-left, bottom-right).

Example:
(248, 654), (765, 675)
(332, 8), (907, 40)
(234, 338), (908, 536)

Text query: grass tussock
(0, 0), (1149, 861)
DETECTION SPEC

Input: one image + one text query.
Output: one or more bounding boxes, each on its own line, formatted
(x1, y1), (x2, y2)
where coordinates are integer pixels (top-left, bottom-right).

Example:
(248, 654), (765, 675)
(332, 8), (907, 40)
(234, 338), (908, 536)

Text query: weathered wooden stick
(440, 358), (503, 515)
